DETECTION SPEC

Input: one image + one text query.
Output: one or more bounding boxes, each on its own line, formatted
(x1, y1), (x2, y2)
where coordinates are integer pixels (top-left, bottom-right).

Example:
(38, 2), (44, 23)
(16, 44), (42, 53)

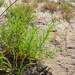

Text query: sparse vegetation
(0, 0), (75, 75)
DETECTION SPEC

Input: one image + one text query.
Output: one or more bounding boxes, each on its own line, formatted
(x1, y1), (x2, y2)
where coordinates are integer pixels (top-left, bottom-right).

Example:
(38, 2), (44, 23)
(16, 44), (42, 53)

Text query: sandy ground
(35, 9), (75, 75)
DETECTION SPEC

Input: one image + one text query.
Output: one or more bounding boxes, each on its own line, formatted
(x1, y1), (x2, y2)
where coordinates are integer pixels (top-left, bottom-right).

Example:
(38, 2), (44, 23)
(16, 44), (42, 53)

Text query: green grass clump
(0, 3), (57, 75)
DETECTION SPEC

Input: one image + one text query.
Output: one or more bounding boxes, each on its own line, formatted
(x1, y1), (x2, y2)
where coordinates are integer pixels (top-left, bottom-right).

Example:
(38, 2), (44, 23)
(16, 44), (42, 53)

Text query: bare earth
(35, 9), (75, 75)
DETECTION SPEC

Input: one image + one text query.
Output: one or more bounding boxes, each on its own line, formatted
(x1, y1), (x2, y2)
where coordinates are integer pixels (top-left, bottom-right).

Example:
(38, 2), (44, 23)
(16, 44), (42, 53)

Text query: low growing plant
(0, 3), (58, 75)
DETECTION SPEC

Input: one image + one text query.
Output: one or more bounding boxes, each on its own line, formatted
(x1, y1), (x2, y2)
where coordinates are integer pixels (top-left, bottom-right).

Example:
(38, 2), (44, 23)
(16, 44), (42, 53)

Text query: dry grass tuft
(43, 2), (62, 12)
(62, 10), (75, 21)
